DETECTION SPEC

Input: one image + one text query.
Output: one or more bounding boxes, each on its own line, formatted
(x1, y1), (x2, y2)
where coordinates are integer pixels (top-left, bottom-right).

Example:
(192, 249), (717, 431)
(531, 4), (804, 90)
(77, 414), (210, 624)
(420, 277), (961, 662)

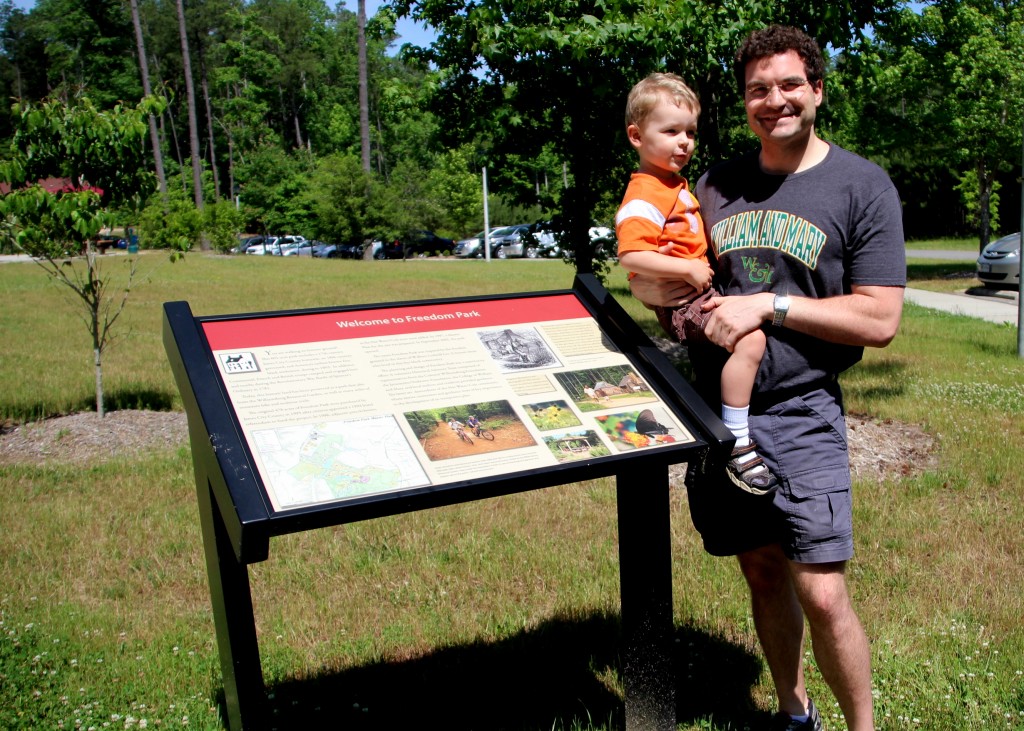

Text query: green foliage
(397, 0), (899, 274)
(424, 145), (483, 237)
(309, 152), (374, 244)
(955, 171), (1000, 233)
(0, 186), (107, 258)
(0, 0), (140, 108)
(0, 94), (161, 258)
(1, 0), (1015, 254)
(835, 0), (1024, 246)
(0, 95), (167, 416)
(137, 190), (242, 255)
(235, 146), (315, 235)
(138, 191), (201, 253)
(203, 198), (246, 253)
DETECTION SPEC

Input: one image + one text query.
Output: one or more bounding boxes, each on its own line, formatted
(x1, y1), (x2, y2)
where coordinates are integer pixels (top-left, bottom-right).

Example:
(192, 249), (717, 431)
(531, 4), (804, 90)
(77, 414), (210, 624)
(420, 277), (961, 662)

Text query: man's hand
(700, 293), (774, 352)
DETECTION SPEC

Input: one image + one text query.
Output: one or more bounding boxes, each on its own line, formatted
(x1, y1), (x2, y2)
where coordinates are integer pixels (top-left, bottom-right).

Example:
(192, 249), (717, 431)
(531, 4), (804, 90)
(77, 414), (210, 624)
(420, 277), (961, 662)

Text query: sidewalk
(904, 287), (1019, 325)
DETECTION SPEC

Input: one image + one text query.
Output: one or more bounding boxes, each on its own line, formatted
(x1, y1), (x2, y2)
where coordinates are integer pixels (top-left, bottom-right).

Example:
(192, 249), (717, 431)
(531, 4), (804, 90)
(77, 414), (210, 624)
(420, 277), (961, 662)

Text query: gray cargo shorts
(685, 382), (854, 563)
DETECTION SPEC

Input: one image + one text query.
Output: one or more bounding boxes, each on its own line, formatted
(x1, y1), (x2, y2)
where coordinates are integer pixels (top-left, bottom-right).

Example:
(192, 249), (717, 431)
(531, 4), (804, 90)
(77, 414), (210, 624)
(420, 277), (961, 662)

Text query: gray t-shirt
(694, 143), (906, 397)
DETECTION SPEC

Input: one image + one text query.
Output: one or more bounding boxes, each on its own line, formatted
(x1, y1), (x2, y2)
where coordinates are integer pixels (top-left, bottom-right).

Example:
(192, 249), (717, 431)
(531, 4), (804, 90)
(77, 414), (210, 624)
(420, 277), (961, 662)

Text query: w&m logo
(742, 256), (773, 284)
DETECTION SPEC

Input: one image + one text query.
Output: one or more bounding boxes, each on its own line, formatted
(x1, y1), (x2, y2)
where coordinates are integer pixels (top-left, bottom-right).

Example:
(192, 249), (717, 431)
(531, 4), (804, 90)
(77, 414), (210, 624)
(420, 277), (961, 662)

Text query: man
(630, 26), (905, 731)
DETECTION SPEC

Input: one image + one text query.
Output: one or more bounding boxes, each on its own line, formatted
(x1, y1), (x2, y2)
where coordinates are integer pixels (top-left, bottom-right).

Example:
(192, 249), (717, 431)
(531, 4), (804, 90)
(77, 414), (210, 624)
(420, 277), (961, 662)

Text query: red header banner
(202, 294), (588, 350)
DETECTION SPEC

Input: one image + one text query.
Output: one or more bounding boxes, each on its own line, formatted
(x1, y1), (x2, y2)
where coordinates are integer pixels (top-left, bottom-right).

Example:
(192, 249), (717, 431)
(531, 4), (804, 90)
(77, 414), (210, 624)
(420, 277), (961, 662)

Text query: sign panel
(200, 293), (697, 512)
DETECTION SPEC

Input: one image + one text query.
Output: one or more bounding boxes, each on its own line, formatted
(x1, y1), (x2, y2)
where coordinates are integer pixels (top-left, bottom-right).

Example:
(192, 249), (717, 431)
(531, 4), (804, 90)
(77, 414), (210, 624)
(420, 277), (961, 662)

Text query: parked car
(236, 235), (265, 254)
(397, 230), (455, 257)
(487, 224), (537, 259)
(543, 225), (617, 260)
(976, 232), (1020, 290)
(307, 240), (332, 257)
(454, 227), (505, 258)
(277, 235), (309, 256)
(369, 239), (404, 259)
(246, 236), (281, 255)
(315, 241), (365, 259)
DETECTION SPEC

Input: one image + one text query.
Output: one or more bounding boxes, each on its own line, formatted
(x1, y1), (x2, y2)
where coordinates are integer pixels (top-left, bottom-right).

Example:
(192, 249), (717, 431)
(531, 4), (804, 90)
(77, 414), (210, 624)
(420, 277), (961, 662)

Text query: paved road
(904, 248), (979, 261)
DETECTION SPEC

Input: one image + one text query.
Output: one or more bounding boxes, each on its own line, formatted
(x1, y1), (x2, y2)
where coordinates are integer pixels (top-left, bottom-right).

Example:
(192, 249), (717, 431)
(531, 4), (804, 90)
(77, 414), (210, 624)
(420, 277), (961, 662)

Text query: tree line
(0, 0), (1021, 266)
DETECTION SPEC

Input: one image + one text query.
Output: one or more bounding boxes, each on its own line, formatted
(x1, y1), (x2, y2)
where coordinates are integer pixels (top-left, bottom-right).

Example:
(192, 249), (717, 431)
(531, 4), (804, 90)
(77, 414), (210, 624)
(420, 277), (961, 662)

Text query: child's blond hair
(625, 72), (701, 130)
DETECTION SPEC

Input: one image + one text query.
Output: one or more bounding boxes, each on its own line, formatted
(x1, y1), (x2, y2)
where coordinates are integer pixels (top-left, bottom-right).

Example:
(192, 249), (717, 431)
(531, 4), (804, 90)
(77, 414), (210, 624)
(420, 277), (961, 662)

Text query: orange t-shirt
(615, 172), (708, 262)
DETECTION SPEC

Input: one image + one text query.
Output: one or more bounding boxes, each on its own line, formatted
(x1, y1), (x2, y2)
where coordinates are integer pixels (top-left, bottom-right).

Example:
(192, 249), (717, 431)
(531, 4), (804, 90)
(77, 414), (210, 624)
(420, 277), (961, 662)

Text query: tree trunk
(199, 50), (220, 200)
(129, 0), (167, 197)
(84, 247), (106, 418)
(94, 346), (105, 418)
(293, 105), (304, 149)
(977, 158), (993, 253)
(150, 55), (185, 177)
(358, 0), (371, 172)
(176, 0), (206, 238)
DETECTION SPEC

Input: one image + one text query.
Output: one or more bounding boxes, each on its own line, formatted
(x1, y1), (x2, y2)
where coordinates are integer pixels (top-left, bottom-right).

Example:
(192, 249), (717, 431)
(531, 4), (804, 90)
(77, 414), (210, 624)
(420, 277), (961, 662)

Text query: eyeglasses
(745, 79), (810, 101)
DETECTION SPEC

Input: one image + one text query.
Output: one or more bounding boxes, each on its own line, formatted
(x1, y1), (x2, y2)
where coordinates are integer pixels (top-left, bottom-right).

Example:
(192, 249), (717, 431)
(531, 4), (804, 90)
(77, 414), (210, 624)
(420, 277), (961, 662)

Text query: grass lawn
(2, 250), (1023, 730)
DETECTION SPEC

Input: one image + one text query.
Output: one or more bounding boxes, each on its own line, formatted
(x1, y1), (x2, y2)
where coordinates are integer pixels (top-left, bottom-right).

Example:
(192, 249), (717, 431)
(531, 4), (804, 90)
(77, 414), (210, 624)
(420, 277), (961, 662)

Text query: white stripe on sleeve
(616, 199), (665, 228)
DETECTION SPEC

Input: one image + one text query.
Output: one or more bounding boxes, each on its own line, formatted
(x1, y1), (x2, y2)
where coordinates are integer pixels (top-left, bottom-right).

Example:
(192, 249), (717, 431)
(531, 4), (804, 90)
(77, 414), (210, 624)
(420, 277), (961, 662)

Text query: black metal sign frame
(163, 273), (732, 730)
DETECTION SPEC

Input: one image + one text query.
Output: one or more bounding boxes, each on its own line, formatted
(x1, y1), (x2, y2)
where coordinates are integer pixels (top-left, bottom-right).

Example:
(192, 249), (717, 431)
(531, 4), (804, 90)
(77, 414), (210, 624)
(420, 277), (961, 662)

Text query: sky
(8, 0), (439, 56)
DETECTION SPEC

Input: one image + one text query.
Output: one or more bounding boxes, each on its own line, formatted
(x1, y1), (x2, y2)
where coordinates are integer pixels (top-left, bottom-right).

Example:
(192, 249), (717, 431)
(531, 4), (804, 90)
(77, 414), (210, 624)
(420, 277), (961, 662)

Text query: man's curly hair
(733, 25), (825, 94)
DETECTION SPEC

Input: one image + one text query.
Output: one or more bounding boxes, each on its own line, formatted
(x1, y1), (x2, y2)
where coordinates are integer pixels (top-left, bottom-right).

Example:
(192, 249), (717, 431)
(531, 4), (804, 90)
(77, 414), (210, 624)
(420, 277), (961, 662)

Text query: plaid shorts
(653, 289), (716, 345)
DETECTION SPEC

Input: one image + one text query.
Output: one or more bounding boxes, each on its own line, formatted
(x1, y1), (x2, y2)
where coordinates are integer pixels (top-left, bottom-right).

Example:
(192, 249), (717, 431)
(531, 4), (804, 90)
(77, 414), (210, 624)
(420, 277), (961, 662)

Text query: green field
(1, 251), (1022, 730)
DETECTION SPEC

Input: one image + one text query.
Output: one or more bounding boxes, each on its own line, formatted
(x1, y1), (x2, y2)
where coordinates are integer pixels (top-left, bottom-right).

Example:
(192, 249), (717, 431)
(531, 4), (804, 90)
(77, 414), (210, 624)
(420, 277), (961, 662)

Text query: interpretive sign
(201, 291), (697, 512)
(164, 274), (732, 731)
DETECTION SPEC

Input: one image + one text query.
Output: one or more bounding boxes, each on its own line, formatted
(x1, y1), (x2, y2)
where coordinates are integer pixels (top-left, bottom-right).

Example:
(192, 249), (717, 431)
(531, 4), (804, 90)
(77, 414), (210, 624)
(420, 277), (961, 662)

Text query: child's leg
(719, 329), (776, 494)
(721, 328), (766, 408)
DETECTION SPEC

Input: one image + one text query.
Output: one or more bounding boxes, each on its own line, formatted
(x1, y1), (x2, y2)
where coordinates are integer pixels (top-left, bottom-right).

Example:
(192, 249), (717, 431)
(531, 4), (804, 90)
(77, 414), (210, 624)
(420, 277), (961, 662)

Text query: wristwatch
(772, 294), (791, 327)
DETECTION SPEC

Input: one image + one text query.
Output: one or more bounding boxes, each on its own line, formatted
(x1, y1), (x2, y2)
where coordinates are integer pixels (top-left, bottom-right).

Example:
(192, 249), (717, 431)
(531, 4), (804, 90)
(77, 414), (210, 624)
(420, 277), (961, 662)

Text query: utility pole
(1017, 114), (1023, 358)
(482, 167), (491, 262)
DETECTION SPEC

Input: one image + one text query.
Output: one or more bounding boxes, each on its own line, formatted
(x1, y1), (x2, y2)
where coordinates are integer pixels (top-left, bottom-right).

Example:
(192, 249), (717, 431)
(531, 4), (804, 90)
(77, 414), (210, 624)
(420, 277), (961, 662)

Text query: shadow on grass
(73, 387), (176, 414)
(841, 358), (909, 402)
(258, 613), (766, 730)
(906, 261), (975, 282)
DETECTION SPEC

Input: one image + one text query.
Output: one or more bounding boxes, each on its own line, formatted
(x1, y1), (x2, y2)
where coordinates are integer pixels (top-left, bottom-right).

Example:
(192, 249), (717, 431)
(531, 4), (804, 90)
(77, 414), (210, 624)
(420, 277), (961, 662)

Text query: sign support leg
(617, 465), (676, 730)
(196, 477), (266, 731)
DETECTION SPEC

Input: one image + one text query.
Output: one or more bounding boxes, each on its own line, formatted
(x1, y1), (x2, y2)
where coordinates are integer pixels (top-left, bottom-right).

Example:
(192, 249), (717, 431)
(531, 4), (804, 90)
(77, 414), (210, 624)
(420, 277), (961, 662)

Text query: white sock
(722, 404), (757, 464)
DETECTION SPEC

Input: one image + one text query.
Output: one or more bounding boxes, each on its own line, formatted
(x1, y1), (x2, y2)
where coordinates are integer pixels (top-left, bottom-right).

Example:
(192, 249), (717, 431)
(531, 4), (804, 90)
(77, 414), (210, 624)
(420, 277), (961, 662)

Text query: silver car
(976, 232), (1020, 290)
(454, 227), (504, 258)
(490, 224), (552, 258)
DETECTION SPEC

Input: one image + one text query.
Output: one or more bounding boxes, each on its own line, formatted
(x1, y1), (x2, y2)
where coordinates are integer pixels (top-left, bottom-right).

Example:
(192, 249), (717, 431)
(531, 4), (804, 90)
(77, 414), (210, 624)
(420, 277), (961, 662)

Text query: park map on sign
(251, 416), (429, 509)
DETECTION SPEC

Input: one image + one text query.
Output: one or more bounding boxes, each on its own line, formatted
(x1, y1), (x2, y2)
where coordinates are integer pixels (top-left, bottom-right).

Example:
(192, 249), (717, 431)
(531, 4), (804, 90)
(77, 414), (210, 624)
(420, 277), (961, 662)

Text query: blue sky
(9, 0), (438, 55)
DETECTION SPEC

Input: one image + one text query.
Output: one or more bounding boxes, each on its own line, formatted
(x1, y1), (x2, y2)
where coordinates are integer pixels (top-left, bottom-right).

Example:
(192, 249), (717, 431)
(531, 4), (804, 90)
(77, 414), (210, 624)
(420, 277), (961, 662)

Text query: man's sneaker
(770, 698), (824, 730)
(725, 439), (779, 496)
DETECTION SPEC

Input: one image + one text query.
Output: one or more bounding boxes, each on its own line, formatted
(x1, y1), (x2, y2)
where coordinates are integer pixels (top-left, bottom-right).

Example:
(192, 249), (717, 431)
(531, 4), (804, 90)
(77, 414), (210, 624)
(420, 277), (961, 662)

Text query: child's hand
(680, 259), (714, 293)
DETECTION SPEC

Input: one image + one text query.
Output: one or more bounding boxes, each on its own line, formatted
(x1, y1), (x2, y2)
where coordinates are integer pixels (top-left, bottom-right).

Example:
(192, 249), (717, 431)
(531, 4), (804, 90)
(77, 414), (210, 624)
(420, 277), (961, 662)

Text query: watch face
(773, 295), (789, 326)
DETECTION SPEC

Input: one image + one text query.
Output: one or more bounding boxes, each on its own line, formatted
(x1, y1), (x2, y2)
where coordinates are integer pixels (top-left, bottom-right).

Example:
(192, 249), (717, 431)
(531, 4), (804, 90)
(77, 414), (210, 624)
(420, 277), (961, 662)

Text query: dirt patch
(0, 410), (188, 466)
(1, 408), (935, 486)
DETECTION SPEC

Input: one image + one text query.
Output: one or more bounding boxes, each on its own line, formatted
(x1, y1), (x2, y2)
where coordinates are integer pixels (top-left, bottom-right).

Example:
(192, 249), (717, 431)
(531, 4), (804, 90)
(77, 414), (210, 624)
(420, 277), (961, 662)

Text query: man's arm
(700, 285), (904, 352)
